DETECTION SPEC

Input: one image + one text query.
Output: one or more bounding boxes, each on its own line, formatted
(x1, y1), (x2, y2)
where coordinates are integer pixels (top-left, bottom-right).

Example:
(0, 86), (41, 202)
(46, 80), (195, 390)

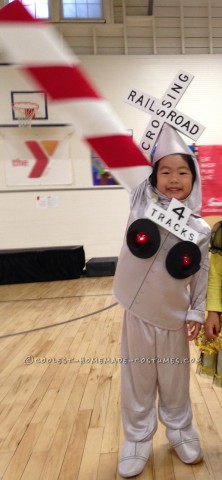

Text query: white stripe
(0, 18), (151, 192)
(110, 165), (152, 192)
(47, 99), (127, 138)
(0, 24), (78, 65)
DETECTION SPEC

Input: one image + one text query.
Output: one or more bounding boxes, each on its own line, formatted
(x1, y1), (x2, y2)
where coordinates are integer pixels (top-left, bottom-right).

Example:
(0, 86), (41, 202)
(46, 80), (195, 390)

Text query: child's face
(156, 154), (193, 200)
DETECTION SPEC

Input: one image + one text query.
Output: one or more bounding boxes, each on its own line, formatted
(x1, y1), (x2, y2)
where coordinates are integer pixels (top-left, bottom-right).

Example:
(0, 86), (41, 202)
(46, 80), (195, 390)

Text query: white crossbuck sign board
(124, 70), (205, 157)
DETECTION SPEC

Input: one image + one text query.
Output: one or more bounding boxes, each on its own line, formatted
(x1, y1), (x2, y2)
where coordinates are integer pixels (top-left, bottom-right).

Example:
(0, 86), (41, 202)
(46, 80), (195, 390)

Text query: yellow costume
(196, 222), (222, 386)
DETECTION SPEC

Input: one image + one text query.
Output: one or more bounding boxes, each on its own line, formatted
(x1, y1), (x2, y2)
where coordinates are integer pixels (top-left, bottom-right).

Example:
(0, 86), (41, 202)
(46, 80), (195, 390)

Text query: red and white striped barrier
(0, 0), (152, 191)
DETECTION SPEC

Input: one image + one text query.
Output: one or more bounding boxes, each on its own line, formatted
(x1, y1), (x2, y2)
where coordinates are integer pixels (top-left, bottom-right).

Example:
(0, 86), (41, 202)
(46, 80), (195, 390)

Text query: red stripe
(26, 141), (49, 178)
(25, 65), (102, 100)
(0, 1), (151, 182)
(0, 0), (38, 22)
(87, 135), (151, 169)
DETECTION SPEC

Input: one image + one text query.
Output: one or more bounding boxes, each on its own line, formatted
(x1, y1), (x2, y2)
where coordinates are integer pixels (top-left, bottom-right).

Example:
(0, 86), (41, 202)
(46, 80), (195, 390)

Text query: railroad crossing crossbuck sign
(124, 70), (205, 157)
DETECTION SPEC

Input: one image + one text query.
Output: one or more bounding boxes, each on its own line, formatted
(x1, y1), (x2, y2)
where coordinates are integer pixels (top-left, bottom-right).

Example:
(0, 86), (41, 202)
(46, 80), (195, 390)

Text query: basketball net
(12, 101), (39, 127)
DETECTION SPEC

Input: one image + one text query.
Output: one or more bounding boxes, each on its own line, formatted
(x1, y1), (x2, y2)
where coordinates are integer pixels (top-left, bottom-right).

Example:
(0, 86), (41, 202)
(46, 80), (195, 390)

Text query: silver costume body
(113, 179), (210, 442)
(113, 127), (211, 451)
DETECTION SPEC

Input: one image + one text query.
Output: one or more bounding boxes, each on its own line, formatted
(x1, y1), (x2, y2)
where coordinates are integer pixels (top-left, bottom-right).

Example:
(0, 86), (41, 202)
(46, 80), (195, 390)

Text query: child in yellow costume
(196, 221), (222, 386)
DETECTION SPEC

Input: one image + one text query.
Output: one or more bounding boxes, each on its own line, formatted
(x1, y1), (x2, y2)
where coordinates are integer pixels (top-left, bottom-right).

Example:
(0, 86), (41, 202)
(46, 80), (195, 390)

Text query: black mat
(0, 246), (85, 284)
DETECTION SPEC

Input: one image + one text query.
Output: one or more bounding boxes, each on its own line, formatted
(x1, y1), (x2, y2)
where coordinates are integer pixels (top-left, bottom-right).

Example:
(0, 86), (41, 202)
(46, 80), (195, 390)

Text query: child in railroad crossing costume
(112, 123), (211, 478)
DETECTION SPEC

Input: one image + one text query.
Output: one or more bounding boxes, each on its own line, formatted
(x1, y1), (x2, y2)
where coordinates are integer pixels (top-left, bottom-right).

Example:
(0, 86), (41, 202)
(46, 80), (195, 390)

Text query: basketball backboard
(0, 63), (68, 128)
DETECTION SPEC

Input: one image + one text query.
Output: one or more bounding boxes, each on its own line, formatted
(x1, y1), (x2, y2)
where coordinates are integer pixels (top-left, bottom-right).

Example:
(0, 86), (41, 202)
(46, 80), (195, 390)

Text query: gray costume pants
(121, 311), (193, 442)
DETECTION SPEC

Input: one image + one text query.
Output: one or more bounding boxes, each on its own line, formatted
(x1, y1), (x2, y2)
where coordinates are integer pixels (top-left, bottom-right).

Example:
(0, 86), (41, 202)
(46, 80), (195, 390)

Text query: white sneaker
(118, 440), (152, 478)
(166, 424), (203, 464)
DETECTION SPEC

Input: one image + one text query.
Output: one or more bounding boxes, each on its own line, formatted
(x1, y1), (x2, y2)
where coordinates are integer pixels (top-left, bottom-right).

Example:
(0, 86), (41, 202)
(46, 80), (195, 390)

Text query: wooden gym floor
(0, 276), (221, 480)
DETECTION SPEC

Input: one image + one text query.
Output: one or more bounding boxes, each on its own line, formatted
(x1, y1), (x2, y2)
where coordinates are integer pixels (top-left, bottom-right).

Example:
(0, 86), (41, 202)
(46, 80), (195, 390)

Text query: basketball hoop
(12, 101), (39, 127)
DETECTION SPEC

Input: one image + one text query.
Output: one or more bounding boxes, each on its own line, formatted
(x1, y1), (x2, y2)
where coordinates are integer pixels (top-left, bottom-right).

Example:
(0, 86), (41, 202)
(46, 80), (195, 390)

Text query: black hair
(149, 154), (196, 188)
(209, 221), (222, 255)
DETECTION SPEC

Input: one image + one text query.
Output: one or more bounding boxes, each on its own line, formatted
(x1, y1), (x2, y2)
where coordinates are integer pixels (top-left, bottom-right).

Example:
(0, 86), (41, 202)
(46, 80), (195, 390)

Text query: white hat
(152, 123), (192, 164)
(151, 123), (202, 215)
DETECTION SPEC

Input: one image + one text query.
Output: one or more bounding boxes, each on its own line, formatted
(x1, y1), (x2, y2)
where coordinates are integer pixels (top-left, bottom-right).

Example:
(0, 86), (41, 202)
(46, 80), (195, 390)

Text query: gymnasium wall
(0, 54), (221, 259)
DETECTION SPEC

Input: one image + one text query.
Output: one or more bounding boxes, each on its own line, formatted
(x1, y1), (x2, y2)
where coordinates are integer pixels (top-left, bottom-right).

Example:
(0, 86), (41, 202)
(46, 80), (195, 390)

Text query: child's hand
(187, 321), (201, 341)
(205, 311), (221, 340)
